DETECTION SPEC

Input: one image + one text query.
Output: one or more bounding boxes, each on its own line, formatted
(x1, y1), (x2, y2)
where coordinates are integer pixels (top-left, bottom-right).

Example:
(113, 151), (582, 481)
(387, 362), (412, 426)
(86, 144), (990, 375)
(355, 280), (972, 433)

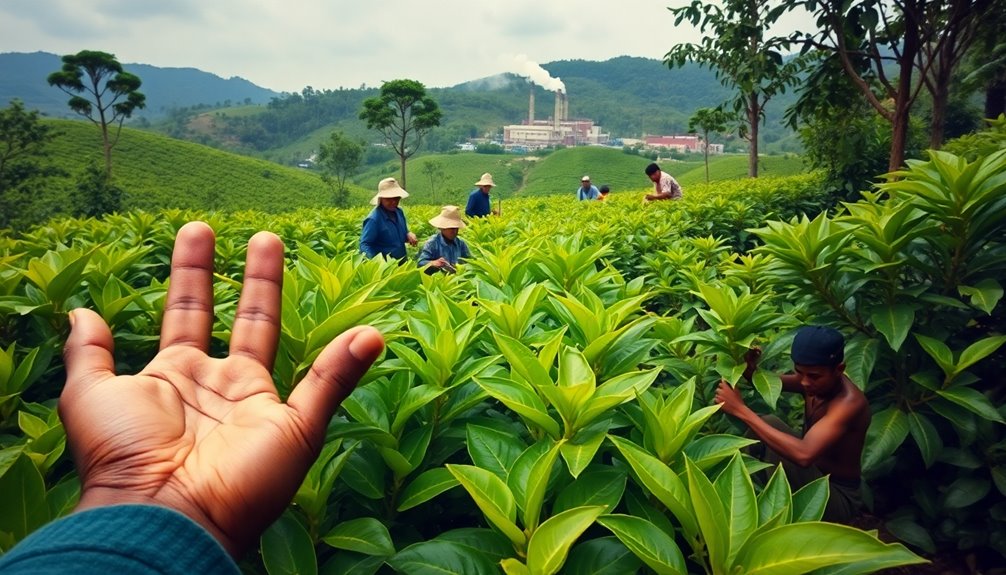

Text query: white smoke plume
(506, 53), (565, 93)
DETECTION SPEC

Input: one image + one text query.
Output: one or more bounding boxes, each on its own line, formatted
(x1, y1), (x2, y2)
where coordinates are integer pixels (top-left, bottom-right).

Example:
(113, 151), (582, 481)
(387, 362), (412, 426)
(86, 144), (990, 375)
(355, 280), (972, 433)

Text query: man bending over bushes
(714, 325), (871, 524)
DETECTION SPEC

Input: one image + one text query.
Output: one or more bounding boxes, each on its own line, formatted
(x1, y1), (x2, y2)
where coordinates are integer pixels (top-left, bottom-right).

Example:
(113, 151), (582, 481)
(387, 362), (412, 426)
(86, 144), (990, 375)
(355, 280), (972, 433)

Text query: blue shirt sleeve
(417, 235), (439, 267)
(0, 505), (240, 575)
(360, 214), (379, 257)
(465, 191), (478, 218)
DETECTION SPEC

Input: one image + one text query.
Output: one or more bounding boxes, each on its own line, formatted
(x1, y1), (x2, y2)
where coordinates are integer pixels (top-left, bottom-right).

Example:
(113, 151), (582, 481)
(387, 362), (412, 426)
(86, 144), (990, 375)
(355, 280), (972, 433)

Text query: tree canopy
(359, 79), (442, 189)
(47, 50), (145, 178)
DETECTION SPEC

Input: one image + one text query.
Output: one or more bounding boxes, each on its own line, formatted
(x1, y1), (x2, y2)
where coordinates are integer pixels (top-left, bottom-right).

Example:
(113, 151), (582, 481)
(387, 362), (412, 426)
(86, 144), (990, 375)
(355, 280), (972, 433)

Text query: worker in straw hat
(417, 205), (471, 274)
(466, 172), (499, 217)
(360, 177), (418, 261)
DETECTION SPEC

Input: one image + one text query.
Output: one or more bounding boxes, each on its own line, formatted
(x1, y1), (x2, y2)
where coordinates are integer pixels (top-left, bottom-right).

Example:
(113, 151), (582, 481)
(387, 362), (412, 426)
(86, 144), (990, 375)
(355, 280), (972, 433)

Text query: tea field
(2, 146), (1005, 573)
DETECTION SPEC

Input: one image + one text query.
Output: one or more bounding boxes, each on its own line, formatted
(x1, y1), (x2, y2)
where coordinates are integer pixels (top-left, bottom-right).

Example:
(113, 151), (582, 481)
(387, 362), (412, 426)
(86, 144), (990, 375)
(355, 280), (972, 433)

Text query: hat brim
(429, 216), (465, 229)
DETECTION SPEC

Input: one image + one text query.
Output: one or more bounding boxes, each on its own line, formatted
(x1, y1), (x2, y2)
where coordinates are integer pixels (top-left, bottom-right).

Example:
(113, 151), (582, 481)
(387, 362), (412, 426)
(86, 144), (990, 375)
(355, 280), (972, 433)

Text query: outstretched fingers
(160, 222), (216, 352)
(228, 231), (285, 371)
(287, 326), (385, 446)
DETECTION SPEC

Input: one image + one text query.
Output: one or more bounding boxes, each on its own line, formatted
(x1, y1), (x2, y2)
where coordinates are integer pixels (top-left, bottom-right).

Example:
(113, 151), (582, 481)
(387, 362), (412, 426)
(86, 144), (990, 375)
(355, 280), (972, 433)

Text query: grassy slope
(42, 119), (372, 212)
(30, 120), (809, 220)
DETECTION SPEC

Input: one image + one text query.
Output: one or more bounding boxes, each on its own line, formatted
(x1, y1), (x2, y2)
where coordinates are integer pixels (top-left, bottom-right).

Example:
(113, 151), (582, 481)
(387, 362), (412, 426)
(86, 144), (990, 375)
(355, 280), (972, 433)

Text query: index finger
(160, 222), (216, 351)
(229, 231), (285, 370)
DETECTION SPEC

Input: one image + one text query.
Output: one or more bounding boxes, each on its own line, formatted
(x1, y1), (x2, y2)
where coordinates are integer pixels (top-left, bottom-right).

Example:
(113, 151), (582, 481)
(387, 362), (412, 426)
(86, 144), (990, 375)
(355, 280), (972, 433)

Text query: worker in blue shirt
(418, 205), (472, 274)
(360, 177), (418, 260)
(465, 172), (498, 217)
(0, 222), (385, 574)
(576, 175), (600, 200)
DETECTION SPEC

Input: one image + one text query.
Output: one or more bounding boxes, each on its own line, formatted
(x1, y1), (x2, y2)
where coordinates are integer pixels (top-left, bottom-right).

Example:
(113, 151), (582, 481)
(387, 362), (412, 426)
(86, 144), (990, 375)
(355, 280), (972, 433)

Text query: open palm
(59, 222), (384, 557)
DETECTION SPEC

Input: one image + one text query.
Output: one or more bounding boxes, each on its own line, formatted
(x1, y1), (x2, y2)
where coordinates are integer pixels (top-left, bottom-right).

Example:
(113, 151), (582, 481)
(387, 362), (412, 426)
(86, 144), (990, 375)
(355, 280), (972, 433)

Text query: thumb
(287, 325), (385, 440)
(62, 308), (117, 398)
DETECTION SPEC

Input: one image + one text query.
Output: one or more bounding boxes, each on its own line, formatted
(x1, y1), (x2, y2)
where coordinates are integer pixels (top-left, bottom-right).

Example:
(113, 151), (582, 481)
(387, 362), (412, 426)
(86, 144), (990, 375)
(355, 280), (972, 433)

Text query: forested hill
(2, 51), (801, 161)
(0, 51), (279, 119)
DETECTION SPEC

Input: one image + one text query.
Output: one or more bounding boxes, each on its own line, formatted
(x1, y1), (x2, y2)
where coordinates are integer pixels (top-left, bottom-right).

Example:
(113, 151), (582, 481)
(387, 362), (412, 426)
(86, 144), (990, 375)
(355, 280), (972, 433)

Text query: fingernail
(348, 327), (381, 361)
(67, 309), (76, 328)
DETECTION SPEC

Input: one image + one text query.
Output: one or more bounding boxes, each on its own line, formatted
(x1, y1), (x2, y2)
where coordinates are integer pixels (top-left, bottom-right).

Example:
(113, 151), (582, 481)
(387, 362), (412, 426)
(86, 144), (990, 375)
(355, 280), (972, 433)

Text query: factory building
(503, 89), (609, 149)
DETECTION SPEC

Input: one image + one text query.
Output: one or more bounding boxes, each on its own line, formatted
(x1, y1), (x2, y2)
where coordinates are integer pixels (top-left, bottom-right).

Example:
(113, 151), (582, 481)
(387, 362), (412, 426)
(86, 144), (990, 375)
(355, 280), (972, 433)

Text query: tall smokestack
(554, 90), (561, 130)
(562, 92), (568, 121)
(529, 87), (535, 123)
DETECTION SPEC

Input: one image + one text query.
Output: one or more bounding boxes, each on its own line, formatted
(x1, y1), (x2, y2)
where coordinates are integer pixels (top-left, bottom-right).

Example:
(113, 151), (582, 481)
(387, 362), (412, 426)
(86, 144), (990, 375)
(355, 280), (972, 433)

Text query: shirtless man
(714, 325), (871, 523)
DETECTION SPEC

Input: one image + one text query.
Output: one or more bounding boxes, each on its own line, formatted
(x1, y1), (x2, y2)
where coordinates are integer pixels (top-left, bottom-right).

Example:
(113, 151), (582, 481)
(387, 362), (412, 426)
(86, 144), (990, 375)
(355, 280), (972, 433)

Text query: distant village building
(503, 90), (609, 149)
(644, 135), (723, 155)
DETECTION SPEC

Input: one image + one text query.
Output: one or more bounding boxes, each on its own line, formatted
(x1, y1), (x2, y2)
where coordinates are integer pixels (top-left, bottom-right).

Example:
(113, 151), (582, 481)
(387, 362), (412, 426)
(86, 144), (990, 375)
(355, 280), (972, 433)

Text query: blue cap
(791, 325), (844, 366)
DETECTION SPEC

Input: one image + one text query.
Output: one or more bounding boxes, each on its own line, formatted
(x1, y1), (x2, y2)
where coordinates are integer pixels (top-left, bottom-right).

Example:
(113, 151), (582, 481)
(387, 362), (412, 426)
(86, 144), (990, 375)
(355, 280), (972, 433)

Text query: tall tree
(316, 131), (364, 208)
(359, 79), (442, 189)
(47, 50), (146, 178)
(665, 0), (808, 177)
(688, 107), (732, 182)
(0, 100), (63, 230)
(420, 159), (449, 196)
(790, 0), (997, 167)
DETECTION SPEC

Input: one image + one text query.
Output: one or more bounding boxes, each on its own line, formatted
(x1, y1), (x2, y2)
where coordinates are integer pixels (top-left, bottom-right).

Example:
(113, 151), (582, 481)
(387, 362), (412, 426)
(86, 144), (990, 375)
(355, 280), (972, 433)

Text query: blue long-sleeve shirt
(465, 188), (491, 218)
(417, 233), (471, 272)
(360, 206), (410, 260)
(576, 185), (600, 201)
(0, 505), (239, 574)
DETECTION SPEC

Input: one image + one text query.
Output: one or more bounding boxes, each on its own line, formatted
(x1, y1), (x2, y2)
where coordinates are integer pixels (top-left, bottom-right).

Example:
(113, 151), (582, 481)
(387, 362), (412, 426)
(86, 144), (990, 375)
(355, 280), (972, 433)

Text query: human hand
(714, 379), (748, 417)
(406, 232), (418, 246)
(432, 257), (448, 269)
(60, 222), (385, 558)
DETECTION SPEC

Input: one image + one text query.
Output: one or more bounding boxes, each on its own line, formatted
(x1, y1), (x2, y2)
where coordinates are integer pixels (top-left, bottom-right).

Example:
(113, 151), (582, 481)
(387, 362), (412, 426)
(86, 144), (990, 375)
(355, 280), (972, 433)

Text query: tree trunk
(399, 156), (407, 190)
(889, 8), (920, 171)
(747, 92), (759, 178)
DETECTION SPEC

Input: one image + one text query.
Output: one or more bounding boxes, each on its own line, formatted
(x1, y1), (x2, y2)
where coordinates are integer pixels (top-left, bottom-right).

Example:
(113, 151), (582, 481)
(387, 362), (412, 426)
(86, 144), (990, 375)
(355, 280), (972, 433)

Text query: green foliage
(317, 131), (364, 208)
(0, 161), (959, 572)
(73, 160), (122, 217)
(666, 0), (810, 177)
(359, 79), (443, 189)
(47, 50), (146, 178)
(0, 100), (64, 230)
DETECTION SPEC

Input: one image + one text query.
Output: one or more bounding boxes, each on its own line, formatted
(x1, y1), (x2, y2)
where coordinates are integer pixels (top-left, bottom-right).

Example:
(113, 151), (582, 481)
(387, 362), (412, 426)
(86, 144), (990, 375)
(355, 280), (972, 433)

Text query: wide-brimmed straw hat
(371, 177), (410, 205)
(429, 205), (466, 229)
(474, 173), (495, 187)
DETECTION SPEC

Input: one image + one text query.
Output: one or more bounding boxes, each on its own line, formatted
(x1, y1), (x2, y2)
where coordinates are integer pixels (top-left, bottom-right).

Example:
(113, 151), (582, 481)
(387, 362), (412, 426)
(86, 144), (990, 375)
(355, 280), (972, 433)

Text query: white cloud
(0, 0), (815, 92)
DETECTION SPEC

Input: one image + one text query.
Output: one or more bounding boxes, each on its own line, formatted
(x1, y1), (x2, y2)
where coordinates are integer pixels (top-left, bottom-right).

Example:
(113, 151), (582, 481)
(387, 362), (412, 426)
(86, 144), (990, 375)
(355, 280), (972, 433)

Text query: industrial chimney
(529, 87), (535, 124)
(554, 90), (562, 130)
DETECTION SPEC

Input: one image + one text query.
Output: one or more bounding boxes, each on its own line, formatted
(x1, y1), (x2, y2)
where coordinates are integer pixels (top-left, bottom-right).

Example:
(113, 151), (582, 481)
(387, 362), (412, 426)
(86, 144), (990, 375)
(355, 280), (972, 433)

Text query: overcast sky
(0, 0), (814, 93)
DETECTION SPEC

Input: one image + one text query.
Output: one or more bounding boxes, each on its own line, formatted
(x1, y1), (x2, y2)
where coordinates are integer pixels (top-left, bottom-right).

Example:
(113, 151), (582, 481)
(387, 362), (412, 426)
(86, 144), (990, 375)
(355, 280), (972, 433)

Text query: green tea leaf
(0, 453), (48, 541)
(906, 411), (942, 468)
(466, 424), (527, 481)
(606, 435), (698, 540)
(869, 305), (915, 352)
(387, 540), (500, 575)
(954, 335), (1006, 376)
(397, 467), (460, 512)
(563, 536), (643, 575)
(553, 469), (627, 515)
(861, 408), (910, 473)
(322, 517), (395, 556)
(597, 514), (687, 575)
(526, 506), (605, 575)
(446, 464), (525, 549)
(735, 522), (926, 574)
(261, 511), (317, 575)
(936, 386), (1005, 424)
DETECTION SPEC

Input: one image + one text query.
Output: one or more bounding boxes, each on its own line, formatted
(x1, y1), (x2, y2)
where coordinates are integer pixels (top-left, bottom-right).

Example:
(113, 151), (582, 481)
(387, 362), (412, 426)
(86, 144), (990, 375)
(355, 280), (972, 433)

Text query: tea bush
(5, 159), (995, 572)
